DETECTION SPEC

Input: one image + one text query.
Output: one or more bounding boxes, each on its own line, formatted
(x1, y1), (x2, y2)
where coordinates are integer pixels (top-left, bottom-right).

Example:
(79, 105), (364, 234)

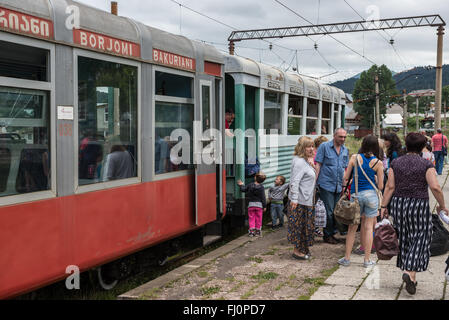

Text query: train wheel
(157, 255), (169, 266)
(96, 266), (119, 290)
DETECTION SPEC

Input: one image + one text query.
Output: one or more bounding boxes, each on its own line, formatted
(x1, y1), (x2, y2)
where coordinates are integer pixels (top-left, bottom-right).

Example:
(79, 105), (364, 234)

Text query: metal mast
(228, 15), (446, 134)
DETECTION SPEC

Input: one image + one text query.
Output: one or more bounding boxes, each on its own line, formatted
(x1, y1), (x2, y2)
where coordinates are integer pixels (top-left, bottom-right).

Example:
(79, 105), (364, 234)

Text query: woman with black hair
(381, 132), (404, 172)
(338, 135), (384, 268)
(381, 132), (449, 295)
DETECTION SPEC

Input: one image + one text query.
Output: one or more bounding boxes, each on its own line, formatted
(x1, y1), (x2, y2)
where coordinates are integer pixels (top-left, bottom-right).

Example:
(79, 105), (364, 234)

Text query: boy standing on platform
(268, 175), (289, 229)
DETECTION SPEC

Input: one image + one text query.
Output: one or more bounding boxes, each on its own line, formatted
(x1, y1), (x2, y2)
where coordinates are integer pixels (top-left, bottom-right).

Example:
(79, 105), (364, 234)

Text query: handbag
(334, 156), (360, 226)
(374, 218), (399, 260)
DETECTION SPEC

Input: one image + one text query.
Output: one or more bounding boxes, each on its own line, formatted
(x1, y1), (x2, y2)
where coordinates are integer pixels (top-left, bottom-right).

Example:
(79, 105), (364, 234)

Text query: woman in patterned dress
(288, 137), (316, 260)
(381, 132), (449, 295)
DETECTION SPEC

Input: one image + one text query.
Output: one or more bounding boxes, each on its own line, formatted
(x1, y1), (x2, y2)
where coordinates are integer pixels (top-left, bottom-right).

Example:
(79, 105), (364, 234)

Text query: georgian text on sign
(0, 6), (53, 39)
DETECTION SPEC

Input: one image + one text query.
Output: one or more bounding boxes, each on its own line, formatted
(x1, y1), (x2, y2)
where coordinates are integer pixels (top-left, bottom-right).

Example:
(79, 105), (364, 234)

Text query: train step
(203, 235), (221, 247)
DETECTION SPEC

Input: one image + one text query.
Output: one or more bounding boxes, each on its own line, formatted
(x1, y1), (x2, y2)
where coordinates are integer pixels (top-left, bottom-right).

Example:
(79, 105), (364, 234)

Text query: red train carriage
(0, 0), (226, 298)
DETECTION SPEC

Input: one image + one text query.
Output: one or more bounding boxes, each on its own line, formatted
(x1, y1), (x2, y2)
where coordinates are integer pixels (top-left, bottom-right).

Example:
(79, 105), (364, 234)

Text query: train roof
(0, 0), (223, 68)
(224, 54), (345, 104)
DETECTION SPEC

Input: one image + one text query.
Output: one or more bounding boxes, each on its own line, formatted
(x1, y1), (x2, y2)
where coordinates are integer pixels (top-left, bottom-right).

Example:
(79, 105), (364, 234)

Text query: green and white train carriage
(223, 54), (346, 220)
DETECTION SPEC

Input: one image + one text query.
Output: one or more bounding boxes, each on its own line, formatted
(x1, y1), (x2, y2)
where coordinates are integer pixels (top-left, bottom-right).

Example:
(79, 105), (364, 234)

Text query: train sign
(153, 48), (196, 72)
(0, 6), (54, 39)
(73, 29), (141, 58)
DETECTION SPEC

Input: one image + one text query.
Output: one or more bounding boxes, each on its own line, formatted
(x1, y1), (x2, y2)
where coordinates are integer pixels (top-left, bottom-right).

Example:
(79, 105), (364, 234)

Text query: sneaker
(363, 260), (376, 268)
(338, 257), (351, 266)
(255, 229), (262, 237)
(248, 229), (255, 237)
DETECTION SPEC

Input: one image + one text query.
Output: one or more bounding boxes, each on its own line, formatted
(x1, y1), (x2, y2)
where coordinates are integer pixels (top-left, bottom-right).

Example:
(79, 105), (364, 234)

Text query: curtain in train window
(264, 91), (281, 134)
(77, 56), (138, 185)
(0, 87), (50, 197)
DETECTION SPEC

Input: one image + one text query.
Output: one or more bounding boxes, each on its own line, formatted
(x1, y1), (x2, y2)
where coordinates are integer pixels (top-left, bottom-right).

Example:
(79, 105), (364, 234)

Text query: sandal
(402, 273), (417, 295)
(292, 253), (310, 260)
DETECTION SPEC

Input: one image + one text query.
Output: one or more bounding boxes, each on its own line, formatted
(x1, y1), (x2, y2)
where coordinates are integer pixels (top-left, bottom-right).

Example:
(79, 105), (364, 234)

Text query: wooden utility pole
(434, 26), (444, 132)
(375, 73), (380, 137)
(403, 89), (408, 136)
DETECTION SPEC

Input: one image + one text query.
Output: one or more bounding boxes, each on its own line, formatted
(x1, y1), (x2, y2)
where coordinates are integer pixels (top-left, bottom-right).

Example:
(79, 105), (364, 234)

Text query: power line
(168, 0), (298, 58)
(274, 0), (377, 65)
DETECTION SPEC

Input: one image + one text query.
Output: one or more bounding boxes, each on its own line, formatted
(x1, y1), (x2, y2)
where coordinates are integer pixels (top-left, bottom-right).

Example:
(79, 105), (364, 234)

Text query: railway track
(17, 226), (249, 300)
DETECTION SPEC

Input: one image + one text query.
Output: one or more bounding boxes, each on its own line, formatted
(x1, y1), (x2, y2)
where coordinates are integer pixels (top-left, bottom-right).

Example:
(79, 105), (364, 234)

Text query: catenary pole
(435, 26), (444, 132)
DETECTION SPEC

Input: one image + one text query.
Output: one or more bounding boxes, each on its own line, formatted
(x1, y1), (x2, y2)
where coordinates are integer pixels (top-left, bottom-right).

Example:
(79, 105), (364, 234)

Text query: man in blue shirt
(315, 128), (349, 244)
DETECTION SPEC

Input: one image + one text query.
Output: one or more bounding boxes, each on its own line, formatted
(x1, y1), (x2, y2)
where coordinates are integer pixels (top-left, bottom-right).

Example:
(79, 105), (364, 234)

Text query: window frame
(152, 65), (195, 181)
(73, 49), (141, 194)
(321, 101), (332, 135)
(0, 32), (56, 207)
(306, 98), (319, 135)
(287, 94), (303, 135)
(263, 90), (282, 135)
(199, 79), (213, 134)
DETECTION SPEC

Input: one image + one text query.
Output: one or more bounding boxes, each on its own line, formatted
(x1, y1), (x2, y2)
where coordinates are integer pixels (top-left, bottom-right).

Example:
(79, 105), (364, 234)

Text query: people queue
(237, 128), (449, 295)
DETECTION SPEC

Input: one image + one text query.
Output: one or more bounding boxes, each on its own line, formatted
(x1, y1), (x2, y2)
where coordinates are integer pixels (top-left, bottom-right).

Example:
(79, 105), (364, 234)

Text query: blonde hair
(294, 136), (314, 159)
(314, 135), (328, 149)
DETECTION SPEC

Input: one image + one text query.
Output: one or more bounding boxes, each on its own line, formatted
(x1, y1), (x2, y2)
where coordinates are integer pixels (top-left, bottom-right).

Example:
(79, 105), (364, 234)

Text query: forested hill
(331, 65), (449, 94)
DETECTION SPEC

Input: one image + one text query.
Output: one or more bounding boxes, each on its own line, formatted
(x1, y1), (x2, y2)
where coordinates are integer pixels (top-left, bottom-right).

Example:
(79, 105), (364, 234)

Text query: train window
(287, 96), (303, 135)
(155, 71), (193, 98)
(202, 85), (211, 131)
(0, 148), (11, 192)
(322, 102), (331, 134)
(0, 87), (50, 196)
(264, 91), (281, 134)
(155, 101), (194, 174)
(0, 40), (48, 82)
(333, 109), (339, 130)
(77, 57), (138, 185)
(306, 99), (318, 134)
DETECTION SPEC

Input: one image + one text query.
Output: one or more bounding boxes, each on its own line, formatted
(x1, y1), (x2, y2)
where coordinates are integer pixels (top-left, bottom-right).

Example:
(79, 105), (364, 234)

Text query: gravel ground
(143, 224), (358, 300)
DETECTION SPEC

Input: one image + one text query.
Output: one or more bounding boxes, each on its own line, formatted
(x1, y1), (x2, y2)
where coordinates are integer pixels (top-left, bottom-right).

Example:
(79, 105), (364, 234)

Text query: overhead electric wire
(168, 0), (299, 62)
(274, 0), (377, 65)
(342, 0), (412, 72)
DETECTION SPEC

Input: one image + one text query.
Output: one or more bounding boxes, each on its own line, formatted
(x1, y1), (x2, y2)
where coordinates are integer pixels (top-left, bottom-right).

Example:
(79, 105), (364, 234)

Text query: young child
(237, 172), (267, 237)
(268, 175), (289, 229)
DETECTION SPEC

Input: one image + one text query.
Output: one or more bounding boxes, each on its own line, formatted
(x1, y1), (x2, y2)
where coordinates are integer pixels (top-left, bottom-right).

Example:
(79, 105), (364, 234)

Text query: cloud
(74, 0), (449, 81)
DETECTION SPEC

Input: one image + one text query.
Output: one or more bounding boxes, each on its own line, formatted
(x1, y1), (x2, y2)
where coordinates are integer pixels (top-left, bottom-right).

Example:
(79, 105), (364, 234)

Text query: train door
(194, 80), (217, 225)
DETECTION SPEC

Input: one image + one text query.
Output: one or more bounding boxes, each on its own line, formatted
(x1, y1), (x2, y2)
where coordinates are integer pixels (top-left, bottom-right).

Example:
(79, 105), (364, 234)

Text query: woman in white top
(288, 137), (316, 260)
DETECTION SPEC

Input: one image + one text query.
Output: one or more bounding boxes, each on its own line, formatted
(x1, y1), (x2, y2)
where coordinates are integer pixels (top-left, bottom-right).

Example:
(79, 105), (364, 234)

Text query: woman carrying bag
(381, 132), (449, 295)
(338, 135), (384, 268)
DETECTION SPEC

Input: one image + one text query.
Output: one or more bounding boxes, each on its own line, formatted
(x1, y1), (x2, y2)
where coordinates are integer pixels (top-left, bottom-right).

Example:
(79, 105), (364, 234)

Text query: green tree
(443, 85), (449, 111)
(353, 65), (399, 128)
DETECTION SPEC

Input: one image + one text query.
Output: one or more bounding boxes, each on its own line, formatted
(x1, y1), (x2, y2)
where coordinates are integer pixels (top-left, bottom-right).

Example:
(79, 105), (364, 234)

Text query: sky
(74, 0), (449, 83)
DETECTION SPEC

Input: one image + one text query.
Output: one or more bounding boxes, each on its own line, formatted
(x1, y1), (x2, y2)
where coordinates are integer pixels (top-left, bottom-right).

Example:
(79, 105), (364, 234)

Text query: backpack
(430, 214), (449, 256)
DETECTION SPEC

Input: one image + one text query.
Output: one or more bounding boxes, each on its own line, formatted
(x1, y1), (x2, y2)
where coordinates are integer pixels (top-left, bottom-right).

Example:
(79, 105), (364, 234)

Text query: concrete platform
(118, 165), (449, 300)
